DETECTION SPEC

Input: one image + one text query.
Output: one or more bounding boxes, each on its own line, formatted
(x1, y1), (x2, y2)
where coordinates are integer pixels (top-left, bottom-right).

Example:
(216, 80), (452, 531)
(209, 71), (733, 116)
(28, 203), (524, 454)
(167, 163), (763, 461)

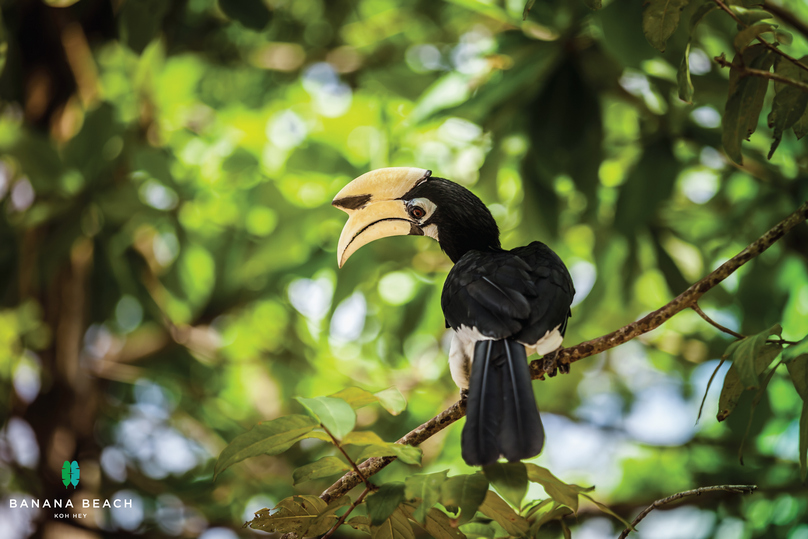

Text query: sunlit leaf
(678, 41), (694, 104)
(482, 462), (528, 509)
(292, 457), (351, 485)
(477, 491), (530, 537)
(459, 521), (497, 539)
(331, 387), (380, 409)
(368, 483), (407, 526)
(308, 496), (352, 536)
(249, 495), (328, 534)
(440, 473), (489, 525)
(642, 0), (689, 52)
(348, 516), (372, 534)
(783, 336), (808, 365)
(375, 387), (407, 415)
(405, 471), (449, 524)
(580, 494), (633, 530)
(215, 415), (317, 479)
(371, 508), (415, 539)
(524, 464), (580, 513)
(357, 442), (423, 465)
(296, 396), (357, 440)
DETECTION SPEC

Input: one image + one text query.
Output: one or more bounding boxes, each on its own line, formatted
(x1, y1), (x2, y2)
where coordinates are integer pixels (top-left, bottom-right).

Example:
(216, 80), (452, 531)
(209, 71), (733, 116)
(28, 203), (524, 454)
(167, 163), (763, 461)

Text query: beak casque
(332, 167), (431, 268)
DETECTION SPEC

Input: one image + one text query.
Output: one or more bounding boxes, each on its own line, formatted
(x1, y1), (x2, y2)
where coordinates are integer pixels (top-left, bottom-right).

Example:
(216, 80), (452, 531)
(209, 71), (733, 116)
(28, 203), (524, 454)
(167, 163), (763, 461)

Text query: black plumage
(337, 171), (575, 466)
(406, 179), (574, 466)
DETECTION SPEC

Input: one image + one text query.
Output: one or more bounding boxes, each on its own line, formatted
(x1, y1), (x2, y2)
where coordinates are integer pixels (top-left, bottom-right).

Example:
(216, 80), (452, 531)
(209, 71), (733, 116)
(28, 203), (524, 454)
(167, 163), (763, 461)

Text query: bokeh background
(1, 0), (808, 538)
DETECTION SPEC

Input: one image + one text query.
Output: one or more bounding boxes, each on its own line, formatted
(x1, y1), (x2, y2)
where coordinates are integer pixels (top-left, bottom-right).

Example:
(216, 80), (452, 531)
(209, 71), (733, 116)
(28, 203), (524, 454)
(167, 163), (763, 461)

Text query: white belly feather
(448, 324), (563, 389)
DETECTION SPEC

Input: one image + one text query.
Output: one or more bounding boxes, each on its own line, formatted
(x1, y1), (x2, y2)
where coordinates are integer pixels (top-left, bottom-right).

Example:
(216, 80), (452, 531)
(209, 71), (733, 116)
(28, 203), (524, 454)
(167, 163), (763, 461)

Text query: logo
(61, 461), (79, 489)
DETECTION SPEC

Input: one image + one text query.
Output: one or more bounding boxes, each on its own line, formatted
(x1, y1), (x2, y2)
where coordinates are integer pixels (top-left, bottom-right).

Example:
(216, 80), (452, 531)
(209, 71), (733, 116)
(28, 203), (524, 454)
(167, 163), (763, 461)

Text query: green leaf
(344, 431), (388, 445)
(580, 493), (634, 530)
(357, 442), (423, 465)
(328, 386), (407, 415)
(642, 0), (690, 52)
(784, 336), (808, 364)
(738, 360), (780, 464)
(214, 415), (317, 479)
(477, 491), (530, 537)
(722, 45), (775, 164)
(292, 457), (351, 485)
(523, 0), (536, 20)
(307, 496), (352, 536)
(43, 0), (82, 5)
(348, 516), (372, 534)
(524, 464), (580, 513)
(482, 462), (528, 509)
(249, 495), (328, 534)
(733, 23), (776, 52)
(724, 324), (783, 390)
(767, 56), (808, 159)
(296, 396), (357, 440)
(459, 521), (497, 539)
(0, 11), (6, 78)
(718, 343), (782, 421)
(677, 2), (718, 104)
(582, 0), (601, 10)
(530, 502), (573, 532)
(423, 508), (467, 539)
(440, 473), (490, 525)
(799, 403), (808, 482)
(331, 387), (380, 409)
(729, 7), (772, 27)
(787, 355), (808, 401)
(371, 507), (415, 539)
(678, 41), (694, 104)
(405, 471), (449, 524)
(375, 387), (407, 415)
(217, 0), (272, 30)
(368, 483), (407, 526)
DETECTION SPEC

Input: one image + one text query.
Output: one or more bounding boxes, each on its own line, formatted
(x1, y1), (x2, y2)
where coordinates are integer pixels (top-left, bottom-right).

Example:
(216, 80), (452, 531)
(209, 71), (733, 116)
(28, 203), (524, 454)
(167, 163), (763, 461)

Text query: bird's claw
(460, 388), (469, 401)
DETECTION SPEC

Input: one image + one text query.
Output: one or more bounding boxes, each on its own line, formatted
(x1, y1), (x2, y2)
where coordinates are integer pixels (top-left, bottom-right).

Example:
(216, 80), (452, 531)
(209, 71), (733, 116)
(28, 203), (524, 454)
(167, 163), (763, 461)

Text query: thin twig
(322, 425), (371, 489)
(617, 485), (757, 539)
(712, 0), (808, 73)
(322, 487), (370, 539)
(692, 303), (745, 339)
(320, 200), (808, 505)
(714, 55), (808, 92)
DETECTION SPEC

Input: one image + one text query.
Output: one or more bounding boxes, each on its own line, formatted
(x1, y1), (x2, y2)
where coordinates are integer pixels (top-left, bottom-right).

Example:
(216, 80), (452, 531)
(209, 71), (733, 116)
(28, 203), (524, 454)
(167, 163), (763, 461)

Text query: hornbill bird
(332, 167), (575, 466)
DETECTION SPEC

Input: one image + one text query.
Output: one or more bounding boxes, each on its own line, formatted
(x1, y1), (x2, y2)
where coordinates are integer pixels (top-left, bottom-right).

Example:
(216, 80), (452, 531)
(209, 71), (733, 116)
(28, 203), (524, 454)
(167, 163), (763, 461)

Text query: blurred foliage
(0, 0), (808, 538)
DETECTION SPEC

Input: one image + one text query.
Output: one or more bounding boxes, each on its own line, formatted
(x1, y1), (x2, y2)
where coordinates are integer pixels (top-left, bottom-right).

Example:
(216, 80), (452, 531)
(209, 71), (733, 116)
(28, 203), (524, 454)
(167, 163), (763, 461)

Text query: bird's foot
(541, 349), (570, 377)
(460, 388), (469, 401)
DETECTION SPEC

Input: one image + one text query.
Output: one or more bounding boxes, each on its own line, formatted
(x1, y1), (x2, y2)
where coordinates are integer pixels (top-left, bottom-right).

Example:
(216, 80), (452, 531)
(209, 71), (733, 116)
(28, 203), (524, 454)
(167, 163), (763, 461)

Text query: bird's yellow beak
(332, 167), (431, 268)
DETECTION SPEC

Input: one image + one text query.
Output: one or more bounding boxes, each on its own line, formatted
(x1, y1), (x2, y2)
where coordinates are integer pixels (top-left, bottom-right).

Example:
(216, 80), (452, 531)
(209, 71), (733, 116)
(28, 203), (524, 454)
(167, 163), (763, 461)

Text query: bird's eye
(410, 206), (426, 219)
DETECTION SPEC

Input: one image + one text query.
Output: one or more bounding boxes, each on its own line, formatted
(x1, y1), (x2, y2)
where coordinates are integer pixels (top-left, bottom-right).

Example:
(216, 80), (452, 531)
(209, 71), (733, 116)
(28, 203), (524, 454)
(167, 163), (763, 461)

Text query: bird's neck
(438, 223), (501, 264)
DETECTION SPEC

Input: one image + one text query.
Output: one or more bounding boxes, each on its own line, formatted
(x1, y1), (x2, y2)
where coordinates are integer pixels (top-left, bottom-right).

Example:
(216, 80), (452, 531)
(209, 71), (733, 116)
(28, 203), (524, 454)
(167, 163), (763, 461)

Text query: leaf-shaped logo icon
(70, 461), (80, 488)
(62, 461), (71, 488)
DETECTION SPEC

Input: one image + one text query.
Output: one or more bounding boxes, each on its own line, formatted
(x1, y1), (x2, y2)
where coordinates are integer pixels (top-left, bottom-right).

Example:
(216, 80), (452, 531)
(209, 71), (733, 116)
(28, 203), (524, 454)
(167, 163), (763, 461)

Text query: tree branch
(320, 200), (808, 505)
(712, 0), (808, 74)
(762, 1), (808, 43)
(617, 484), (757, 539)
(714, 54), (808, 92)
(691, 303), (744, 339)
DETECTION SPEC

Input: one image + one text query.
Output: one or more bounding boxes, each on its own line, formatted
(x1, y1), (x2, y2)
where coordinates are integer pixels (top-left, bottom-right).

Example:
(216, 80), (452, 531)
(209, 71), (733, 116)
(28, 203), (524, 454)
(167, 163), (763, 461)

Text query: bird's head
(332, 167), (500, 267)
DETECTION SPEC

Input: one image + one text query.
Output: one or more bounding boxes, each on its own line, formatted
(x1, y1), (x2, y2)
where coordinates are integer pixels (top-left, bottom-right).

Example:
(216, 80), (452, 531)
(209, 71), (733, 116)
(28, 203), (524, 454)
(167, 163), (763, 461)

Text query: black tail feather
(462, 340), (544, 466)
